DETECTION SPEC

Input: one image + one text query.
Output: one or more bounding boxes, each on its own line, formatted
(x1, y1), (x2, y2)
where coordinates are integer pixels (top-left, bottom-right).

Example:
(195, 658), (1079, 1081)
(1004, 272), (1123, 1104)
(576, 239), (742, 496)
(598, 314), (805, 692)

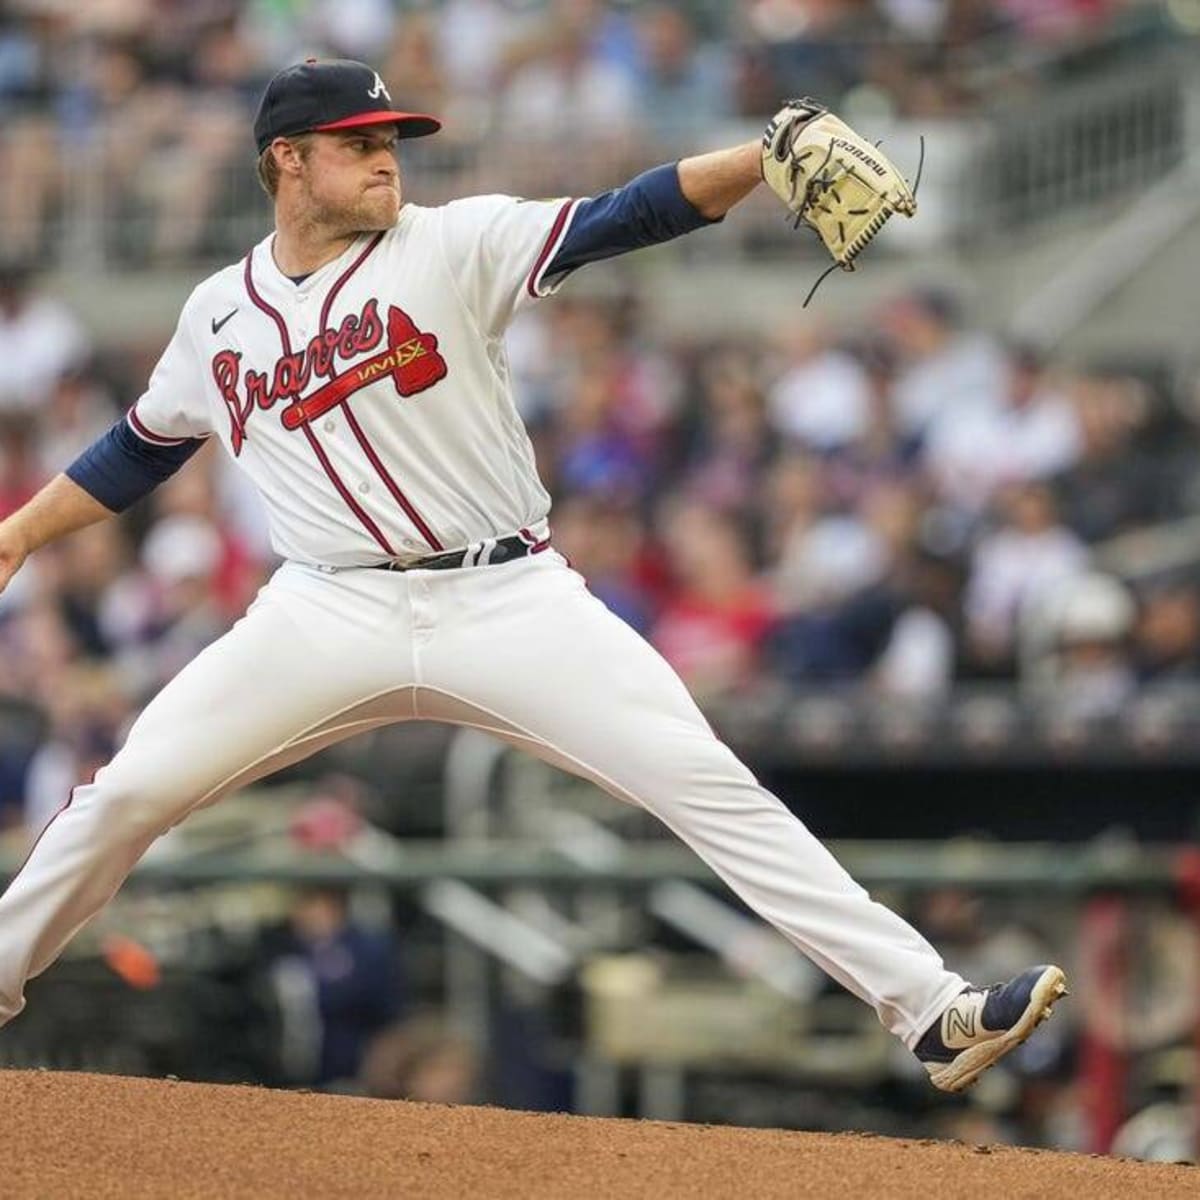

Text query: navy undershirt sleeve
(65, 418), (206, 513)
(545, 161), (723, 279)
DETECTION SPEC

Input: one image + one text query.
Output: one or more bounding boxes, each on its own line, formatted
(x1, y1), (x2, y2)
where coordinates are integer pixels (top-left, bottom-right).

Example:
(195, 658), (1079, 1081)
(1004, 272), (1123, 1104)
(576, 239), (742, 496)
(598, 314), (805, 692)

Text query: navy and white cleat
(914, 964), (1069, 1094)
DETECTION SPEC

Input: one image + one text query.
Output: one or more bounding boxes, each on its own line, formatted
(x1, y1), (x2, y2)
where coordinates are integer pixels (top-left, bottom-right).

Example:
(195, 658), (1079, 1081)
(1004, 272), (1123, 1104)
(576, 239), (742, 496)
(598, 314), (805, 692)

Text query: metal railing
(966, 49), (1196, 241)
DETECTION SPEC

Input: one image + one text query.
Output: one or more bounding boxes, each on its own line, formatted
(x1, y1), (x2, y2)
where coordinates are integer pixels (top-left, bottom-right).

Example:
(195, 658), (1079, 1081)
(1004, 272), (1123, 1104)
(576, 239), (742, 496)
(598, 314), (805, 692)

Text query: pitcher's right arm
(0, 474), (116, 595)
(0, 285), (220, 597)
(0, 404), (207, 597)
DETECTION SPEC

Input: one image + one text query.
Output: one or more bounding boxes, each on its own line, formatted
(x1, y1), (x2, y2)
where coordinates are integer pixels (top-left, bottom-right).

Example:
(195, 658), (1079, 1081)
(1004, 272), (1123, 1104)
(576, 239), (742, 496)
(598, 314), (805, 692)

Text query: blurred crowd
(0, 0), (1175, 261)
(2, 256), (1200, 830)
(524, 286), (1200, 717)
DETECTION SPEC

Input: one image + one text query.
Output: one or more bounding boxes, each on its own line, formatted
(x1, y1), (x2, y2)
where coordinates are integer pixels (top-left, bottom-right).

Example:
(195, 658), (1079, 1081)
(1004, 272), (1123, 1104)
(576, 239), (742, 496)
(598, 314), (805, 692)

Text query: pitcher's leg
(0, 565), (416, 1025)
(424, 556), (965, 1045)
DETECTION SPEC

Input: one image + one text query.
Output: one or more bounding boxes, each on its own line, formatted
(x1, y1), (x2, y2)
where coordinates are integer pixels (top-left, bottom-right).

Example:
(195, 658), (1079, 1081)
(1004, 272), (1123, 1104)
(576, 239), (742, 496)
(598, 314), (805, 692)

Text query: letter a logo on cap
(368, 71), (391, 101)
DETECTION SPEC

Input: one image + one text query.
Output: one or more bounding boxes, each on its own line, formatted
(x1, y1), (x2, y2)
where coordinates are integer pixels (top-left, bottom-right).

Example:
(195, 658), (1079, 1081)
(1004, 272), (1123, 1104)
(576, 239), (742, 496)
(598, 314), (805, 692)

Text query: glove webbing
(797, 134), (926, 308)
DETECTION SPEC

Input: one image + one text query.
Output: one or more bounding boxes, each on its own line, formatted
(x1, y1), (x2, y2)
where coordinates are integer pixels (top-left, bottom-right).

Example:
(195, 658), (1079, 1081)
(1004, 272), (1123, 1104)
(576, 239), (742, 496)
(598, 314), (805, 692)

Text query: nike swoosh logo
(211, 308), (238, 335)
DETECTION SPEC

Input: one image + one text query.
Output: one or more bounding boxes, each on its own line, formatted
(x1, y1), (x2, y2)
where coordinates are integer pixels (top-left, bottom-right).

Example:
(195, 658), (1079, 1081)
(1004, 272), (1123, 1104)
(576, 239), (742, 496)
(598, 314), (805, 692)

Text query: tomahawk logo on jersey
(210, 297), (447, 452)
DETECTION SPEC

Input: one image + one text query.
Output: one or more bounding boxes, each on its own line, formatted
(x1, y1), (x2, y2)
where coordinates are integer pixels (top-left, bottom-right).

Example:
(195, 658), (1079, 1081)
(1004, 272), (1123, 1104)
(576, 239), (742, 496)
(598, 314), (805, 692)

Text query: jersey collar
(255, 208), (408, 295)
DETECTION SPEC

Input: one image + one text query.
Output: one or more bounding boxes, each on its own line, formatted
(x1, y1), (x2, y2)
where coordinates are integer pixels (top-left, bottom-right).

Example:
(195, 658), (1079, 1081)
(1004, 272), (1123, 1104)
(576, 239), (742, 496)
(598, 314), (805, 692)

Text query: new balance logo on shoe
(945, 1005), (978, 1042)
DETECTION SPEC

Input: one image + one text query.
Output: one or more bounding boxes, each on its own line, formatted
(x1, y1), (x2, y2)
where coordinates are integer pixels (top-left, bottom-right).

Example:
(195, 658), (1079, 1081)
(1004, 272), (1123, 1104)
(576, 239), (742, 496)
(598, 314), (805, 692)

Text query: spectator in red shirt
(651, 499), (774, 699)
(0, 415), (46, 519)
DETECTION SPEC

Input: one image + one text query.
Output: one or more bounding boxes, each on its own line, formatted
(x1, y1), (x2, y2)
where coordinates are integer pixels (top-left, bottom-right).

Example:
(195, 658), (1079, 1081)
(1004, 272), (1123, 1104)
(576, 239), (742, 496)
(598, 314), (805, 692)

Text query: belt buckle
(417, 549), (466, 571)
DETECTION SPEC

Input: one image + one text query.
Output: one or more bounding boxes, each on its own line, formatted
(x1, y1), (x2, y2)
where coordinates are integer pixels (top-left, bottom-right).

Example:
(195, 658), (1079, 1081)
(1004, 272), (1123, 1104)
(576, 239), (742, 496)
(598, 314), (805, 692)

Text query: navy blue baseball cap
(253, 59), (441, 154)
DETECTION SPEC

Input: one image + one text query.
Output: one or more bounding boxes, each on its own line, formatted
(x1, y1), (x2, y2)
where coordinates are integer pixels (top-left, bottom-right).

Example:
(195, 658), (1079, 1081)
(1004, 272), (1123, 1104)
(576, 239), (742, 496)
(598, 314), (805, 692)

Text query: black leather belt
(370, 532), (545, 572)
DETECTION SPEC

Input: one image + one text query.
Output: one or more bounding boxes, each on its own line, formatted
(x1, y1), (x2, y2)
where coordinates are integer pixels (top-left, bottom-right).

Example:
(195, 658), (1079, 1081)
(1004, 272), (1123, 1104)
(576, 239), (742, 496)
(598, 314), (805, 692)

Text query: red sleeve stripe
(525, 199), (580, 300)
(127, 408), (187, 446)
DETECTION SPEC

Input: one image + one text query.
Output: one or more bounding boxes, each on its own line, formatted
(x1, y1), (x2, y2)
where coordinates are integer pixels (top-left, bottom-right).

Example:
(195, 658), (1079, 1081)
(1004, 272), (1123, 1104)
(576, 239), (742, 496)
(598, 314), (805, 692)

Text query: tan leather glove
(762, 98), (917, 278)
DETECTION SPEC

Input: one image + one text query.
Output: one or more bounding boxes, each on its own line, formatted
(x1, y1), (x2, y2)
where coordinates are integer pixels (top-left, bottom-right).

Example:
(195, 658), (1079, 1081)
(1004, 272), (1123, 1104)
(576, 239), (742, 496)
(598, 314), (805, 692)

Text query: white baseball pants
(0, 552), (965, 1045)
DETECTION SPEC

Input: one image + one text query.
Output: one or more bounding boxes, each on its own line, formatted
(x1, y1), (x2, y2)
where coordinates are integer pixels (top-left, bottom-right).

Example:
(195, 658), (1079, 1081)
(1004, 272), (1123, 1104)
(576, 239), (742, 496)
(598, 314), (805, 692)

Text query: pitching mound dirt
(0, 1069), (1195, 1198)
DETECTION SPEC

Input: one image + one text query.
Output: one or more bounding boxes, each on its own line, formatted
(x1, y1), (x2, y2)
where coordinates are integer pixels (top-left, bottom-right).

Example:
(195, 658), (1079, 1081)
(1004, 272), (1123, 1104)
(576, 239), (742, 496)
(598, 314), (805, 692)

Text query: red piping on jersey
(243, 251), (293, 353)
(0, 773), (89, 907)
(320, 231), (385, 333)
(518, 525), (551, 553)
(299, 422), (396, 555)
(127, 407), (186, 446)
(314, 235), (444, 553)
(339, 402), (443, 550)
(525, 200), (577, 299)
(243, 247), (396, 557)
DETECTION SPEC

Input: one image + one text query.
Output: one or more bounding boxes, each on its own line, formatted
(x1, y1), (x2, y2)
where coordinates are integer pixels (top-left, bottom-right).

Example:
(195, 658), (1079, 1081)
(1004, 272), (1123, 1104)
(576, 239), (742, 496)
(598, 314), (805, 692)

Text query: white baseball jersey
(129, 195), (583, 567)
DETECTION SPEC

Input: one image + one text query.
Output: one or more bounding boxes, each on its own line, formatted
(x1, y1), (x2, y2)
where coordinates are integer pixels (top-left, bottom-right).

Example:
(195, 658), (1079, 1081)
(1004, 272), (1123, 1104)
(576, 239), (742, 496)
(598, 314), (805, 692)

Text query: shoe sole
(926, 965), (1069, 1094)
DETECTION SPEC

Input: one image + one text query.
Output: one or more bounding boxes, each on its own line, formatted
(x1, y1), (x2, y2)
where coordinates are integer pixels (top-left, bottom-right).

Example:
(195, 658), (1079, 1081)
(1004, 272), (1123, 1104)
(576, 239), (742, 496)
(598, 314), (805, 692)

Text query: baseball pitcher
(0, 61), (1065, 1093)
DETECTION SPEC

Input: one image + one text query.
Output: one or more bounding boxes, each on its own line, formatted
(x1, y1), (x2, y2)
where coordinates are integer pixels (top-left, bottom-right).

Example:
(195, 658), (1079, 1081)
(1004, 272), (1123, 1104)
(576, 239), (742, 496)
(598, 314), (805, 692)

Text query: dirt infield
(0, 1070), (1195, 1198)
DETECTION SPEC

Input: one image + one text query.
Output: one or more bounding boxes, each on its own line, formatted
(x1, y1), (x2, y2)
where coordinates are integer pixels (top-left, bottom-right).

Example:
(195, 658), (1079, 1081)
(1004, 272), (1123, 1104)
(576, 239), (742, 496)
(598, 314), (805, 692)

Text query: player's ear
(273, 137), (307, 180)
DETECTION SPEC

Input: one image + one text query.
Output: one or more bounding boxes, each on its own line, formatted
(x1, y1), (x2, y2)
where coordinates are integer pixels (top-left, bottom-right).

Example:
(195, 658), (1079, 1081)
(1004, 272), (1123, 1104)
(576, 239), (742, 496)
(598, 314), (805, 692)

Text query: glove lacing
(795, 134), (926, 308)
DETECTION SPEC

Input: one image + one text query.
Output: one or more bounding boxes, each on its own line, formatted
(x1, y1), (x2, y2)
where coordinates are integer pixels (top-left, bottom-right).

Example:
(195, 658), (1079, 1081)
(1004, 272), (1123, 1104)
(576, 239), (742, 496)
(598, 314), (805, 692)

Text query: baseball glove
(761, 98), (919, 303)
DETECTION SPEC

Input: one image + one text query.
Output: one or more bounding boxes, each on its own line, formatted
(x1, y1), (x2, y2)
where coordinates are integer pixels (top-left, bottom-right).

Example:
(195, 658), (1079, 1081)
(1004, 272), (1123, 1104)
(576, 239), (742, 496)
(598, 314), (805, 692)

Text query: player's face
(297, 128), (403, 234)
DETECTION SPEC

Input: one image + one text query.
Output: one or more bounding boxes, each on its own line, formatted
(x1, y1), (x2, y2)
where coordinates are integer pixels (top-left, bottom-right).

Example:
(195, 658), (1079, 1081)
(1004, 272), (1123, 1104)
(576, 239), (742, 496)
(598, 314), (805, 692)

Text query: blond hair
(256, 133), (317, 198)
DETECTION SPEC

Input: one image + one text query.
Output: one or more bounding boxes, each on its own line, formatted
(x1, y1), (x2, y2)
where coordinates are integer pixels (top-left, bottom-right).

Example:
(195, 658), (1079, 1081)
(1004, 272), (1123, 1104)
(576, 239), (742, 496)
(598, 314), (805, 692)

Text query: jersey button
(324, 420), (336, 433)
(358, 481), (370, 495)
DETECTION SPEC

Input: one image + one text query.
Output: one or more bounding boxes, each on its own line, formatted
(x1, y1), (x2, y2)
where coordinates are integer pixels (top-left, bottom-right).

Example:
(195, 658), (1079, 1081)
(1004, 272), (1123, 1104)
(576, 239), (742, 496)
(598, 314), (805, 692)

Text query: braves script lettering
(212, 299), (447, 453)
